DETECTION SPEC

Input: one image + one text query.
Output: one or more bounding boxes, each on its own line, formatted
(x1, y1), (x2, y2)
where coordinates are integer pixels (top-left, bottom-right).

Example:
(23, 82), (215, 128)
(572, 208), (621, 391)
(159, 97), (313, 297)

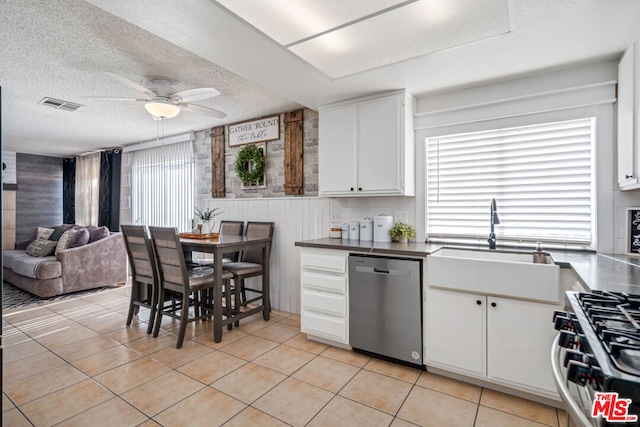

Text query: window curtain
(131, 141), (194, 231)
(75, 153), (101, 226)
(62, 157), (76, 224)
(98, 149), (122, 231)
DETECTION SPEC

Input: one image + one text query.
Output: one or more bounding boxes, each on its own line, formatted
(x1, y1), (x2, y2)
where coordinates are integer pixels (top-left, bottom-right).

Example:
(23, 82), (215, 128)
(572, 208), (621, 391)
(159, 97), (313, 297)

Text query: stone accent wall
(195, 108), (318, 201)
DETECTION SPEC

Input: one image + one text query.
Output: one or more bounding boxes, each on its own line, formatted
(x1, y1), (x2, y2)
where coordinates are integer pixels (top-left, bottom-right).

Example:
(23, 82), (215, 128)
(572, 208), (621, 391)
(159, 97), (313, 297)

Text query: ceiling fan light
(144, 101), (180, 119)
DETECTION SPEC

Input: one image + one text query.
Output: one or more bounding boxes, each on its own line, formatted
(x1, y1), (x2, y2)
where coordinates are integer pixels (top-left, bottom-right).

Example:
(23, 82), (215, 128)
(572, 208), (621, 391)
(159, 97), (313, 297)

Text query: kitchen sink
(426, 247), (560, 303)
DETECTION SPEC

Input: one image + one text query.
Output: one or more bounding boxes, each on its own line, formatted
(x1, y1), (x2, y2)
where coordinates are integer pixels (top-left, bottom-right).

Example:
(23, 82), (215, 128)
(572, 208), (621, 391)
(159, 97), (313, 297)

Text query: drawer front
(301, 250), (347, 274)
(301, 271), (346, 293)
(301, 288), (347, 316)
(301, 310), (348, 343)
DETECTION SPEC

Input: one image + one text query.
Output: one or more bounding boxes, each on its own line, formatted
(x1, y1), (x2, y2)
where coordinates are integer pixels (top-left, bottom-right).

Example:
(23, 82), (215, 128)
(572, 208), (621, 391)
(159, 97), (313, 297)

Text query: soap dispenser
(533, 242), (548, 264)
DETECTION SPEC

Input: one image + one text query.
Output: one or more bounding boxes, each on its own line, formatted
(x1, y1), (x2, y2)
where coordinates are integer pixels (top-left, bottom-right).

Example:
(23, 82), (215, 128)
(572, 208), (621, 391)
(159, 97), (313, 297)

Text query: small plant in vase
(390, 221), (416, 243)
(194, 207), (223, 235)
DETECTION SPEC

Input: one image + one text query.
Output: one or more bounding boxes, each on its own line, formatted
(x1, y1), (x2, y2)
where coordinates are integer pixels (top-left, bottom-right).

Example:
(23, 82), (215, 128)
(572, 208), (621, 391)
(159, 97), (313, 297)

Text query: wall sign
(228, 115), (280, 147)
(628, 208), (640, 255)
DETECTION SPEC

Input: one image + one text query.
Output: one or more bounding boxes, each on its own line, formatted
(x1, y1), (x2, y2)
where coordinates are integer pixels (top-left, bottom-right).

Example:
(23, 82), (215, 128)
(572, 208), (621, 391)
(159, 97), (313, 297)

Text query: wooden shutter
(284, 109), (304, 195)
(210, 126), (225, 198)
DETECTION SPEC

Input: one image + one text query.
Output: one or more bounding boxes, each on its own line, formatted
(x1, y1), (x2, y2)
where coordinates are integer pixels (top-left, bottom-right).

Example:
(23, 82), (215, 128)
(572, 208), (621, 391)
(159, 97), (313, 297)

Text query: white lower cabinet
(425, 287), (559, 396)
(425, 288), (486, 376)
(300, 248), (349, 345)
(486, 296), (558, 393)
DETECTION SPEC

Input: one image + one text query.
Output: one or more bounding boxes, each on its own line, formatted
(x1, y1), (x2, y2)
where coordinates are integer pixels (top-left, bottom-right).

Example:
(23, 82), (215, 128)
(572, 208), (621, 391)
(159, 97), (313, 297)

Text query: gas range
(553, 291), (640, 426)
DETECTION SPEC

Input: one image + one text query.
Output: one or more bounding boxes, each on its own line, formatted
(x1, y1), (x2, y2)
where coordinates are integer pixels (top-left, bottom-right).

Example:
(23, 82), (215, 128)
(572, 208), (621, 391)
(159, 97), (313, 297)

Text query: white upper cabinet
(319, 90), (415, 197)
(617, 38), (640, 190)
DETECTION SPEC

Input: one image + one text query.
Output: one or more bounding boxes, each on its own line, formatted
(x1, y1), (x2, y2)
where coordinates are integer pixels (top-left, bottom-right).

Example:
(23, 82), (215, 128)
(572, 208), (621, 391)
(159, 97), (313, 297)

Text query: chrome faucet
(488, 198), (500, 249)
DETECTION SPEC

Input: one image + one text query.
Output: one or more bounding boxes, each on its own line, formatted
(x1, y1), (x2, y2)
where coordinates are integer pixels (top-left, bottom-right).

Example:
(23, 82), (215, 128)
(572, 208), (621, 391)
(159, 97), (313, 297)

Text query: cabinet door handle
(626, 174), (634, 179)
(491, 302), (497, 307)
(476, 300), (482, 305)
(350, 187), (354, 191)
(358, 187), (362, 191)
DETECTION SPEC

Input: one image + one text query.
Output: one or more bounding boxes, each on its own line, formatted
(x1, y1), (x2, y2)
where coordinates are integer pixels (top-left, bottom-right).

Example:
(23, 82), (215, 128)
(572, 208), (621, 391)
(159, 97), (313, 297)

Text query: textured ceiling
(0, 0), (302, 157)
(2, 0), (640, 157)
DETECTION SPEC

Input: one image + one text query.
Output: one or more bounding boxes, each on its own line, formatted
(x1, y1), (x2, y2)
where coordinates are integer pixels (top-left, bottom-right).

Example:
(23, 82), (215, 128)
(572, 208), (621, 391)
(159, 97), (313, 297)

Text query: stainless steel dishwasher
(349, 254), (423, 366)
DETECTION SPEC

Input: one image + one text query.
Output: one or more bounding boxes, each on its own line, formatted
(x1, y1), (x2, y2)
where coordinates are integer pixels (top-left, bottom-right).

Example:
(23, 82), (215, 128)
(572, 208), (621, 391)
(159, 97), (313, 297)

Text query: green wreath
(234, 144), (265, 185)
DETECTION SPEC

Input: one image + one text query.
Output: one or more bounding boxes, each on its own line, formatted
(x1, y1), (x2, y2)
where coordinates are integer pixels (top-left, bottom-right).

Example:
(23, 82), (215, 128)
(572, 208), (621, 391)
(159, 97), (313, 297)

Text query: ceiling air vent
(38, 97), (83, 112)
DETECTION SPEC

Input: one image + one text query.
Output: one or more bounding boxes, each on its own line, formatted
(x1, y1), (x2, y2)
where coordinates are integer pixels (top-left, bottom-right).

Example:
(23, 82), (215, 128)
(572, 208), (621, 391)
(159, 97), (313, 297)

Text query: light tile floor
(2, 286), (569, 427)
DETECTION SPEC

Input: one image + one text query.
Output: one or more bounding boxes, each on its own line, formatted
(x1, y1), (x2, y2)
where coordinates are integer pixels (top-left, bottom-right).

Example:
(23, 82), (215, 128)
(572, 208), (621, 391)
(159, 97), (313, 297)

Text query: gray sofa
(3, 227), (127, 298)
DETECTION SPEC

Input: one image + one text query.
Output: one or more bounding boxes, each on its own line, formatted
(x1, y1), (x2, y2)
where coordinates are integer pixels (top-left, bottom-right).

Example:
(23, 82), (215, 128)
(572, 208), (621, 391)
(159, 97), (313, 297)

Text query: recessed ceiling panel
(289, 0), (512, 78)
(216, 0), (407, 46)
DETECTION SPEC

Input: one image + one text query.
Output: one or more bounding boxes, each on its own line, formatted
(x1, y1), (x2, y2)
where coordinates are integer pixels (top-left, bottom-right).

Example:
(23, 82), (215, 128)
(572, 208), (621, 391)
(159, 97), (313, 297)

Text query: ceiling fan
(90, 72), (227, 120)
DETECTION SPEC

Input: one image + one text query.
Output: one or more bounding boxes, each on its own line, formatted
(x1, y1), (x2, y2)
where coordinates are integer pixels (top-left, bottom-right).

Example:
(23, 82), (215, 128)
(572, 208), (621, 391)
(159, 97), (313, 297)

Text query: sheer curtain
(75, 153), (101, 226)
(131, 141), (194, 231)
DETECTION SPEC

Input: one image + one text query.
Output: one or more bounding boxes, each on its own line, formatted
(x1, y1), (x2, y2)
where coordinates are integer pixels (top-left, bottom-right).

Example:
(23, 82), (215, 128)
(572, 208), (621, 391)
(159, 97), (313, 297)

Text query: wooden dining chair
(219, 220), (244, 263)
(121, 224), (158, 334)
(223, 222), (274, 310)
(148, 226), (233, 348)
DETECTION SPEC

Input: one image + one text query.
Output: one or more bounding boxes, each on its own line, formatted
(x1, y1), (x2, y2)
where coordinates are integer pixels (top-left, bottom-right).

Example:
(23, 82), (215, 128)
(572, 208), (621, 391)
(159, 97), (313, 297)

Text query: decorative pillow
(36, 227), (55, 241)
(67, 228), (90, 249)
(48, 225), (71, 241)
(88, 226), (110, 243)
(26, 239), (57, 257)
(55, 229), (78, 254)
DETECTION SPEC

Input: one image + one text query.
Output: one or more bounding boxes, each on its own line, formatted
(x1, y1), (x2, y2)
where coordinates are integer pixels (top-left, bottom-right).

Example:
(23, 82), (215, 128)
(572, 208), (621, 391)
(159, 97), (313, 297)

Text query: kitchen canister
(359, 217), (373, 241)
(341, 223), (349, 239)
(329, 223), (342, 239)
(374, 214), (394, 242)
(349, 220), (360, 240)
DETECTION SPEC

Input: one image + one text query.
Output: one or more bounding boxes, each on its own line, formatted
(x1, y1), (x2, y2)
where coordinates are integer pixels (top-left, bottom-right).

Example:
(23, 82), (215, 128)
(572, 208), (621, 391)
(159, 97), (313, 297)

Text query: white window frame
(424, 117), (596, 249)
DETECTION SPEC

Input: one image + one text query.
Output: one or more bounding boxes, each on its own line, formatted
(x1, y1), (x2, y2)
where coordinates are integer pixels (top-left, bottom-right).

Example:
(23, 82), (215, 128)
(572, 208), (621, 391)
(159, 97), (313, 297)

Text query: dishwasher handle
(355, 266), (410, 277)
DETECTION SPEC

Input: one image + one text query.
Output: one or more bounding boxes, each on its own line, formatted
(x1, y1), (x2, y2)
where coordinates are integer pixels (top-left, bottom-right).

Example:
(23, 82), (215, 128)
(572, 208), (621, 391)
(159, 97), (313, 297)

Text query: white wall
(413, 59), (640, 254)
(200, 196), (416, 314)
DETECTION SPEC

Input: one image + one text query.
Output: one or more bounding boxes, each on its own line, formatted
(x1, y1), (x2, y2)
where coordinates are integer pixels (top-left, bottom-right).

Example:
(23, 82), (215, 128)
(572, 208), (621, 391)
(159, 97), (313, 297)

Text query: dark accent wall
(63, 157), (76, 224)
(15, 153), (63, 241)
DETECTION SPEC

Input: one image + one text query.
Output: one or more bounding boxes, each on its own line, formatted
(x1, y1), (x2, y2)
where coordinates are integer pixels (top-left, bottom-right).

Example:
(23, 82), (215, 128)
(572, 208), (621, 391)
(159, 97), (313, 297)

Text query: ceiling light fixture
(144, 100), (180, 119)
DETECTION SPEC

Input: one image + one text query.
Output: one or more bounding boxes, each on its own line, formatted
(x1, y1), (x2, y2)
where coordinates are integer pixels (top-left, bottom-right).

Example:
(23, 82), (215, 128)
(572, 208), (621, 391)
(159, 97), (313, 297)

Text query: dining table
(179, 234), (271, 342)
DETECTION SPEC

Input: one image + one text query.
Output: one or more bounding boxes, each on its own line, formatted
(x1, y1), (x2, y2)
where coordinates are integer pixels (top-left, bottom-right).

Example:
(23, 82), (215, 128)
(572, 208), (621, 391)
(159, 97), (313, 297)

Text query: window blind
(131, 141), (194, 231)
(426, 117), (595, 246)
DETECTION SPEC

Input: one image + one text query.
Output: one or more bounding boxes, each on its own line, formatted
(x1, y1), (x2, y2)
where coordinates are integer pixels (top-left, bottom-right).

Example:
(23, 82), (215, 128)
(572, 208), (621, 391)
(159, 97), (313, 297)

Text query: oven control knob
(567, 360), (591, 386)
(554, 315), (573, 331)
(552, 310), (568, 323)
(590, 366), (604, 391)
(559, 330), (577, 348)
(563, 349), (584, 367)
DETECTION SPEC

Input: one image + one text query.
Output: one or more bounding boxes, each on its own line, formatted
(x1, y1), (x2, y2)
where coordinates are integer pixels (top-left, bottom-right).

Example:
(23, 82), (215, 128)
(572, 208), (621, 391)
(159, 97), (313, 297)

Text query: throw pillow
(88, 226), (110, 243)
(67, 228), (90, 249)
(48, 225), (69, 241)
(55, 229), (78, 255)
(26, 239), (57, 257)
(36, 227), (55, 241)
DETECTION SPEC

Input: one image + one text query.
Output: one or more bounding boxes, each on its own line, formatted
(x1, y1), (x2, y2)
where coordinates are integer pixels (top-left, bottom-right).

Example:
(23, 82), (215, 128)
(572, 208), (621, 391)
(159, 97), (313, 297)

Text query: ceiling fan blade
(83, 96), (147, 102)
(179, 103), (227, 119)
(104, 72), (155, 98)
(171, 87), (220, 103)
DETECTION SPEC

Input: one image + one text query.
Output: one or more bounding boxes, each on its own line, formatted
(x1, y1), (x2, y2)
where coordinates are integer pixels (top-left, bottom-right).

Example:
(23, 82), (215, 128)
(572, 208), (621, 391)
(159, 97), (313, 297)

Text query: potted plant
(194, 207), (223, 234)
(390, 221), (416, 243)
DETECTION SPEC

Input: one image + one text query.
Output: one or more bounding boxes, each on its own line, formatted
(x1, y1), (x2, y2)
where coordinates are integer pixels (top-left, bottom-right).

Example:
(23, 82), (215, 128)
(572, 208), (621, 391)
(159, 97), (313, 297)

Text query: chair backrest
(241, 222), (274, 264)
(148, 226), (190, 294)
(121, 224), (157, 286)
(219, 221), (244, 236)
(219, 221), (244, 261)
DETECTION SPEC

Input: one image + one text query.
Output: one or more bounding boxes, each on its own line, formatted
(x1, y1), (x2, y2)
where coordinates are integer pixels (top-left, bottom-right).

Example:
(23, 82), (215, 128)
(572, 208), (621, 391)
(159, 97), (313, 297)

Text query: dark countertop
(295, 238), (640, 294)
